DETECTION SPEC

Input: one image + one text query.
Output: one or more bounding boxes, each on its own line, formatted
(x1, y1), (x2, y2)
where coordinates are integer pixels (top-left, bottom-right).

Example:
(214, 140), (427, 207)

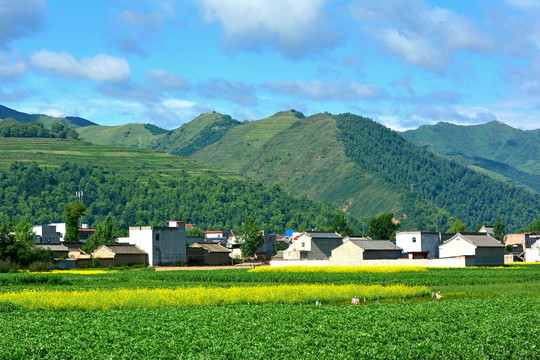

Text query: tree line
(0, 121), (79, 139)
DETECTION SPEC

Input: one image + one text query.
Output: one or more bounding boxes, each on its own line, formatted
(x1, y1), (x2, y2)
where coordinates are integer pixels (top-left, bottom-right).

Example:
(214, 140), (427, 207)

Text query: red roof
(167, 220), (186, 223)
(78, 228), (96, 231)
(204, 231), (223, 234)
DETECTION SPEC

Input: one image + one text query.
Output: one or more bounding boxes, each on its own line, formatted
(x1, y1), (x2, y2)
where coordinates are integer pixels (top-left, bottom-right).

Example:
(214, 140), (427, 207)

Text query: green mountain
(0, 104), (96, 129)
(77, 123), (167, 148)
(401, 121), (540, 192)
(190, 112), (540, 231)
(147, 113), (241, 157)
(0, 138), (346, 233)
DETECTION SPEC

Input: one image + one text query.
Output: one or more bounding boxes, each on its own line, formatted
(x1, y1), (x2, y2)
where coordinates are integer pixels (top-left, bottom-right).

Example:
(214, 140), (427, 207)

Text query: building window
(156, 234), (160, 241)
(412, 237), (416, 243)
(301, 242), (305, 248)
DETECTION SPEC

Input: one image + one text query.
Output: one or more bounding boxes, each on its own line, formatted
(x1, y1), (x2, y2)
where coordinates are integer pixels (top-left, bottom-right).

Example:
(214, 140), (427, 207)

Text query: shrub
(27, 261), (54, 273)
(0, 260), (19, 273)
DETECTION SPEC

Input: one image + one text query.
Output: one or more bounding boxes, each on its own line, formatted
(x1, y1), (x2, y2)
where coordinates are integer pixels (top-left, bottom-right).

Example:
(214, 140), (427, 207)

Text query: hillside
(77, 123), (167, 147)
(0, 137), (238, 180)
(0, 137), (346, 232)
(148, 113), (241, 156)
(401, 121), (540, 192)
(191, 110), (303, 173)
(0, 104), (96, 129)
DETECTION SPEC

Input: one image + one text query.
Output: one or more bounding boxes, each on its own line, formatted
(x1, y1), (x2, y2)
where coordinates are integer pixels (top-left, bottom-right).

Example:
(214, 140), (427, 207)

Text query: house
(204, 230), (228, 244)
(525, 239), (540, 262)
(478, 225), (495, 236)
(32, 225), (62, 244)
(284, 231), (343, 259)
(226, 230), (276, 259)
(439, 232), (504, 266)
(126, 220), (187, 266)
(61, 242), (91, 268)
(395, 231), (452, 259)
(187, 242), (232, 265)
(92, 243), (147, 267)
(505, 232), (540, 262)
(330, 238), (403, 265)
(77, 225), (96, 242)
(34, 243), (69, 259)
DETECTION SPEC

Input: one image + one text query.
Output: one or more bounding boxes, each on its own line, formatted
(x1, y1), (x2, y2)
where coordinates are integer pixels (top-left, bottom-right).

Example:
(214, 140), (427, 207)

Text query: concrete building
(284, 231), (343, 259)
(33, 225), (62, 244)
(395, 231), (452, 259)
(505, 232), (540, 262)
(525, 239), (540, 262)
(127, 221), (186, 266)
(439, 232), (505, 266)
(93, 243), (148, 267)
(187, 242), (232, 265)
(330, 238), (403, 266)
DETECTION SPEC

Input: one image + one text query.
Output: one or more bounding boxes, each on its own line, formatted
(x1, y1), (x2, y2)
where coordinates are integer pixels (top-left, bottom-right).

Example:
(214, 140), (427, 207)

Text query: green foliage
(447, 219), (467, 234)
(186, 228), (204, 237)
(335, 113), (540, 232)
(64, 201), (86, 242)
(474, 221), (487, 232)
(240, 216), (264, 258)
(0, 222), (54, 269)
(0, 121), (79, 139)
(83, 214), (120, 253)
(0, 161), (344, 234)
(367, 213), (400, 240)
(493, 215), (505, 243)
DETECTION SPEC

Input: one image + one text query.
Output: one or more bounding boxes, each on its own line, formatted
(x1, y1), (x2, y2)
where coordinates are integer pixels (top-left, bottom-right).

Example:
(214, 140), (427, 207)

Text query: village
(32, 220), (540, 269)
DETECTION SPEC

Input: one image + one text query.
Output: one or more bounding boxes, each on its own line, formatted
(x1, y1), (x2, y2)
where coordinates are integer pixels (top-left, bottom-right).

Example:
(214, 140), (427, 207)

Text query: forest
(0, 121), (79, 140)
(335, 113), (540, 232)
(0, 161), (349, 234)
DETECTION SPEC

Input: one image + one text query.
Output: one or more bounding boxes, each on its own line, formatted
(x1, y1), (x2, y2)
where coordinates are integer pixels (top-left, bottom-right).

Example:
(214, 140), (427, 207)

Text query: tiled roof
(103, 244), (147, 255)
(35, 244), (69, 252)
(447, 233), (504, 248)
(305, 232), (342, 239)
(349, 239), (402, 251)
(191, 242), (231, 253)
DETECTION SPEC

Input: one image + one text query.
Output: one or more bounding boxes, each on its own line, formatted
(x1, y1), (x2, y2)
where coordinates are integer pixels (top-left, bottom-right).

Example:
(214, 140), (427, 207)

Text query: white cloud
(199, 0), (340, 57)
(0, 53), (27, 80)
(120, 9), (164, 28)
(0, 0), (46, 46)
(147, 69), (190, 91)
(197, 79), (257, 106)
(265, 79), (385, 101)
(350, 1), (493, 72)
(30, 50), (130, 83)
(162, 99), (198, 109)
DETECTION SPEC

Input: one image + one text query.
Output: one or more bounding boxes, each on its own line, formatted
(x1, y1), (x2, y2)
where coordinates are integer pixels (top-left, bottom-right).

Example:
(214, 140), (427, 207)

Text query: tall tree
(83, 214), (118, 253)
(240, 216), (264, 258)
(367, 213), (400, 240)
(493, 215), (505, 244)
(64, 200), (86, 242)
(330, 214), (354, 236)
(447, 219), (467, 234)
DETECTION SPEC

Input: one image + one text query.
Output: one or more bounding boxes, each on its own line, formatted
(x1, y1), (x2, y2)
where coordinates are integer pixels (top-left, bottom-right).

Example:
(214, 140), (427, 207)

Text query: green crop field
(0, 137), (241, 181)
(0, 264), (538, 359)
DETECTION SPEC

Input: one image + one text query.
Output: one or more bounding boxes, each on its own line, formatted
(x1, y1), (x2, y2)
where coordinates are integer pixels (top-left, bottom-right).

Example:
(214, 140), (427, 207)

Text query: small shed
(439, 232), (504, 266)
(187, 242), (231, 265)
(330, 238), (403, 265)
(93, 243), (148, 266)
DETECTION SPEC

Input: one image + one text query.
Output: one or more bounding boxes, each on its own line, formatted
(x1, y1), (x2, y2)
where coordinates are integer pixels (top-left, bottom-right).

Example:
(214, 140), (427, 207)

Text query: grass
(76, 123), (160, 147)
(0, 137), (241, 181)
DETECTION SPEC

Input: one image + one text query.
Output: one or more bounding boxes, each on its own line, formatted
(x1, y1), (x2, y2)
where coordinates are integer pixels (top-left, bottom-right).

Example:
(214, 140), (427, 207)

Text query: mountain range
(1, 104), (539, 232)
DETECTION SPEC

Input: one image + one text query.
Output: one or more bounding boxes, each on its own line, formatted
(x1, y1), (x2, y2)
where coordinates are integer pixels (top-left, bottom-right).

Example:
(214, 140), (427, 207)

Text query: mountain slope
(191, 110), (302, 173)
(148, 113), (241, 157)
(401, 121), (540, 192)
(77, 123), (166, 147)
(0, 104), (96, 128)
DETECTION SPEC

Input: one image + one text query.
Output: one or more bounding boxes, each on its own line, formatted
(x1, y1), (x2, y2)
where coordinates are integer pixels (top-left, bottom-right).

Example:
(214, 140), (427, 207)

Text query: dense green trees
(0, 121), (79, 139)
(447, 219), (467, 234)
(0, 222), (54, 271)
(493, 215), (506, 243)
(367, 213), (400, 240)
(0, 161), (345, 234)
(82, 214), (123, 253)
(64, 201), (86, 241)
(335, 113), (540, 232)
(239, 216), (264, 258)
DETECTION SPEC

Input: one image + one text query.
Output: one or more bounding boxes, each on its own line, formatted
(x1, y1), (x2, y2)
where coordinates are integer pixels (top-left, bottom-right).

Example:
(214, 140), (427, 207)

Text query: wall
(113, 254), (148, 266)
(439, 237), (476, 258)
(308, 238), (343, 259)
(396, 231), (422, 253)
(475, 247), (504, 266)
(270, 260), (330, 267)
(274, 257), (476, 267)
(525, 242), (540, 262)
(128, 227), (154, 265)
(362, 249), (402, 260)
(396, 232), (446, 258)
(128, 226), (186, 266)
(329, 241), (364, 266)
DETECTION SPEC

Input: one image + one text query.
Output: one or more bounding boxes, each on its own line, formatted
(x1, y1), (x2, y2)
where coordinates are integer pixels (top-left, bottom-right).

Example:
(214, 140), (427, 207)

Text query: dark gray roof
(190, 243), (231, 253)
(306, 232), (342, 239)
(103, 244), (147, 255)
(61, 242), (87, 253)
(447, 233), (504, 248)
(349, 240), (403, 251)
(35, 244), (69, 252)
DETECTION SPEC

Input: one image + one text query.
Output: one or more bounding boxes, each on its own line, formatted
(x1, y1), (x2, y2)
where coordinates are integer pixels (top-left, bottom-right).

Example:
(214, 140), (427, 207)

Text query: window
(301, 242), (305, 248)
(412, 237), (416, 243)
(156, 234), (160, 241)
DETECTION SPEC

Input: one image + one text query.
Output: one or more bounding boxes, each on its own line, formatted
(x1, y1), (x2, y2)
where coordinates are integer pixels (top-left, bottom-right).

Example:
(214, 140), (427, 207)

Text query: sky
(1, 0), (540, 131)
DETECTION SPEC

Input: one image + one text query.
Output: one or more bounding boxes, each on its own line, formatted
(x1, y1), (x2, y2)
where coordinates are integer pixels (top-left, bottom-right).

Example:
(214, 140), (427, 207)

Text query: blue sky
(1, 0), (539, 131)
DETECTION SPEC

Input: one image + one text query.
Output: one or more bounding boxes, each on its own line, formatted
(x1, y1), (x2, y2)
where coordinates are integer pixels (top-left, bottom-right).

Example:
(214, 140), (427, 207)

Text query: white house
(284, 231), (342, 260)
(439, 232), (504, 266)
(395, 231), (452, 259)
(525, 239), (540, 262)
(127, 221), (186, 266)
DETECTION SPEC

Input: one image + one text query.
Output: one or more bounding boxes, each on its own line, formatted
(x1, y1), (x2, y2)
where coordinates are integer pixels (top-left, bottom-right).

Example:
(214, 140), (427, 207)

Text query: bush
(27, 261), (54, 273)
(0, 260), (19, 273)
(173, 259), (186, 266)
(86, 258), (101, 268)
(0, 301), (21, 313)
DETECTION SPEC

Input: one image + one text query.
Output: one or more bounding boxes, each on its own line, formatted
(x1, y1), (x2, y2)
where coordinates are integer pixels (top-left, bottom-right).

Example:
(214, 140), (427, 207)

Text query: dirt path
(154, 264), (268, 271)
